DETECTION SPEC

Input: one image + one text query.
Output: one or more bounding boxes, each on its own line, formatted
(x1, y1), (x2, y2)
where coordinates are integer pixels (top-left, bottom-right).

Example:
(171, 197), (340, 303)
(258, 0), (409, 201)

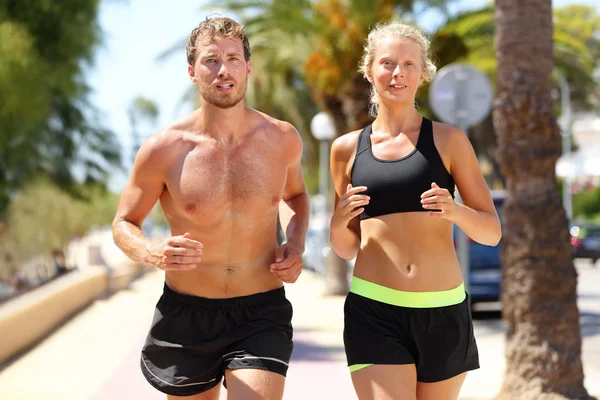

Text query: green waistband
(349, 277), (465, 308)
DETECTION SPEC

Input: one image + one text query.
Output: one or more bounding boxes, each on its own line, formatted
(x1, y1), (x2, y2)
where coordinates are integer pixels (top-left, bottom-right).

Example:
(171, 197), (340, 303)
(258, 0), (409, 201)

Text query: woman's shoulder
(429, 119), (465, 136)
(331, 128), (364, 161)
(430, 120), (469, 149)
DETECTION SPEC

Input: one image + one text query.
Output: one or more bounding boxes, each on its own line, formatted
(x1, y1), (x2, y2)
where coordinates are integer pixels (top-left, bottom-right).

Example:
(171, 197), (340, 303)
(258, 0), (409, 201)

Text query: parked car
(303, 226), (329, 274)
(455, 190), (505, 304)
(570, 223), (600, 265)
(303, 195), (331, 274)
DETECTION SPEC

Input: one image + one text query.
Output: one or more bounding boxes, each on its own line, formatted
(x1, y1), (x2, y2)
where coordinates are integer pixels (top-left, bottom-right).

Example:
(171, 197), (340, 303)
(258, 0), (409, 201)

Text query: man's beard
(200, 81), (247, 109)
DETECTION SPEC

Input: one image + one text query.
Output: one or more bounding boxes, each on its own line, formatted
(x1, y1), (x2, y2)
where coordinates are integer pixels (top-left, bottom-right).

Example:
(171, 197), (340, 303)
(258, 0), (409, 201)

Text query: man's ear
(247, 60), (252, 77)
(188, 65), (196, 83)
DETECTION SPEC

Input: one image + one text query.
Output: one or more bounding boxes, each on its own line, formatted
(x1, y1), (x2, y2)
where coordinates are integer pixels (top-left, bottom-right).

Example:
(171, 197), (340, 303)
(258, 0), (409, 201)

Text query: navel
(406, 264), (413, 274)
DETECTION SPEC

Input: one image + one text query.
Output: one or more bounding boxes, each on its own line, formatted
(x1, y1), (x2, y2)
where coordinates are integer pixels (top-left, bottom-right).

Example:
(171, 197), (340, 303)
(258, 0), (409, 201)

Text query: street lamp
(310, 112), (336, 212)
(310, 112), (349, 295)
(555, 68), (573, 221)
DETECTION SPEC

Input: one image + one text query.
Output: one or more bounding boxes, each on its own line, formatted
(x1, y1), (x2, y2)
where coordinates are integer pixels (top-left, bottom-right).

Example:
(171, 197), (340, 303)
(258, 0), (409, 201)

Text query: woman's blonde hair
(358, 21), (436, 118)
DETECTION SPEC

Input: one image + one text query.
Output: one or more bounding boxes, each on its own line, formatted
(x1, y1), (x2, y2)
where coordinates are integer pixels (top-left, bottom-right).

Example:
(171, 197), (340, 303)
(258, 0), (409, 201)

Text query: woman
(329, 21), (501, 400)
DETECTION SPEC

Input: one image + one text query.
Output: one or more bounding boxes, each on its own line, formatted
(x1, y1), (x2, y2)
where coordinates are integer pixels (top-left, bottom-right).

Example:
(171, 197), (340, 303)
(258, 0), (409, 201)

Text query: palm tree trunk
(493, 0), (593, 399)
(342, 74), (373, 131)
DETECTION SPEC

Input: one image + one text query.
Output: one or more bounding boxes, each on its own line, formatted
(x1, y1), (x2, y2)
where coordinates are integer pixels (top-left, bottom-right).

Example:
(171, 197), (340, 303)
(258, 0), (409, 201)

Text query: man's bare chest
(166, 146), (288, 216)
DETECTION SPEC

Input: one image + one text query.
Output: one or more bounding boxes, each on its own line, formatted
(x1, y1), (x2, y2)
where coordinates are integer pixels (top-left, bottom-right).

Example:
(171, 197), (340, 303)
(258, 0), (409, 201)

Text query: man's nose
(217, 61), (230, 77)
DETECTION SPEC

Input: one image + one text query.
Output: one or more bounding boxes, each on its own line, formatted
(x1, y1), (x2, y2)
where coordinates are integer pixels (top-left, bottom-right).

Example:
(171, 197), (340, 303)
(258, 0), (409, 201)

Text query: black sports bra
(350, 117), (455, 220)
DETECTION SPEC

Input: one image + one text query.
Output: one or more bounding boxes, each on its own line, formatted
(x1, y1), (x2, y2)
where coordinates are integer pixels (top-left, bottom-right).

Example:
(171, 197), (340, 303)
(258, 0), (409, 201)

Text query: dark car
(454, 191), (504, 304)
(571, 223), (600, 265)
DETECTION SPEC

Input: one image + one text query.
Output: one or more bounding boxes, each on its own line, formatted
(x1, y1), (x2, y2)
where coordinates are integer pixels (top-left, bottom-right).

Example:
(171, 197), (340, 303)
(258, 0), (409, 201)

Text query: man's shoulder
(148, 110), (207, 149)
(251, 109), (298, 137)
(248, 110), (302, 162)
(141, 126), (183, 154)
(136, 122), (196, 166)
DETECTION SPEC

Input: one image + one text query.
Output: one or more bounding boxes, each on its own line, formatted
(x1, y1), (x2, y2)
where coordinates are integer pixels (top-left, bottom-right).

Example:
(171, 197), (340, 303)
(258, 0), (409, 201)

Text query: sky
(88, 0), (597, 191)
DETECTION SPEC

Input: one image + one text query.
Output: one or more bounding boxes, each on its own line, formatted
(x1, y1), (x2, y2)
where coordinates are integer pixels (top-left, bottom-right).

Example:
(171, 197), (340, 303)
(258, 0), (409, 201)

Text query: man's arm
(112, 133), (202, 270)
(279, 124), (310, 252)
(271, 123), (310, 283)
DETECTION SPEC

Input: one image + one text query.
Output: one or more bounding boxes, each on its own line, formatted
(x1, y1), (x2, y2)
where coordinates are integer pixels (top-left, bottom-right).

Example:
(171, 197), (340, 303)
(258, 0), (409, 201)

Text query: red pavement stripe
(93, 333), (356, 399)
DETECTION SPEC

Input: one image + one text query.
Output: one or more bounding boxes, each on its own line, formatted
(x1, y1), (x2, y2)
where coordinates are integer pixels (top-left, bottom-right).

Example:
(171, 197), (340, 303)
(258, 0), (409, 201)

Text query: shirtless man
(112, 17), (309, 400)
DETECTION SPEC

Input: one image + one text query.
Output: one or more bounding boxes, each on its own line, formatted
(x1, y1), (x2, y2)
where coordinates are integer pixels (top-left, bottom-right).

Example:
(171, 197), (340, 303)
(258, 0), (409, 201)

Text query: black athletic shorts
(140, 284), (294, 396)
(344, 289), (479, 382)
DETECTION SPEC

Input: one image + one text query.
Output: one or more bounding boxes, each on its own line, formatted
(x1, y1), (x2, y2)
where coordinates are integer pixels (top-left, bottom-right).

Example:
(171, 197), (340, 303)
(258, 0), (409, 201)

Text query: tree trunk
(342, 73), (373, 131)
(469, 115), (506, 188)
(493, 0), (593, 399)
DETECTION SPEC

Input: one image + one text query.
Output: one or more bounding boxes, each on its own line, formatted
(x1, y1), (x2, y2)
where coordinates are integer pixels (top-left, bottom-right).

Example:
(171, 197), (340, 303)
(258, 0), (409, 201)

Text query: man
(112, 16), (309, 400)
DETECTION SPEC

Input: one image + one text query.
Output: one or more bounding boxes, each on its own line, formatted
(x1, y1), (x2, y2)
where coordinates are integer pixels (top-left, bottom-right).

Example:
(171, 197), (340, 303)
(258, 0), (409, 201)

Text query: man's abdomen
(164, 220), (283, 298)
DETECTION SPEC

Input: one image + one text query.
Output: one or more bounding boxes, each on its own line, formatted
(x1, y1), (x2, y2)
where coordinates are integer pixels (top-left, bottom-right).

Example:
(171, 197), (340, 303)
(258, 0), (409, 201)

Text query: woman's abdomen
(353, 213), (463, 292)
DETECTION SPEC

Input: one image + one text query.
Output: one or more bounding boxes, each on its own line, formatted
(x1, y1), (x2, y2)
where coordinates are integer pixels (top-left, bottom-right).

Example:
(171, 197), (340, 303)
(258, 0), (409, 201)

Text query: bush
(0, 178), (119, 279)
(573, 185), (600, 220)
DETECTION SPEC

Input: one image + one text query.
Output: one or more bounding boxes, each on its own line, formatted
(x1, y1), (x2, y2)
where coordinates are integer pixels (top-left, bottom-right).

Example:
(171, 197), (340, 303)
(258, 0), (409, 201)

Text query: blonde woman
(329, 21), (501, 400)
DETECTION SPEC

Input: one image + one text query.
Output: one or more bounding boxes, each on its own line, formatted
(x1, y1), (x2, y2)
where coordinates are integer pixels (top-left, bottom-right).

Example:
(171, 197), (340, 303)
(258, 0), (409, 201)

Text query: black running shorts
(140, 284), (294, 396)
(344, 290), (479, 382)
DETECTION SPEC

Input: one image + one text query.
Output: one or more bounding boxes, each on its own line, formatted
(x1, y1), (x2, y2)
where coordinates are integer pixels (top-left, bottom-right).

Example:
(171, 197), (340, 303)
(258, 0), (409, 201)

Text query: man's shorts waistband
(162, 283), (286, 309)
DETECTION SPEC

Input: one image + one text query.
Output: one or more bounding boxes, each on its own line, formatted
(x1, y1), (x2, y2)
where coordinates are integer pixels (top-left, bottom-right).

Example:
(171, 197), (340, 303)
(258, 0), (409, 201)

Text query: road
(462, 258), (600, 399)
(0, 259), (597, 399)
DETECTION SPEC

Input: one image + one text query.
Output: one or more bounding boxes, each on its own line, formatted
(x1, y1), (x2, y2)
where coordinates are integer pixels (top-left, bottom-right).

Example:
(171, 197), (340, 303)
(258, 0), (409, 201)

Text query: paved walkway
(0, 265), (598, 399)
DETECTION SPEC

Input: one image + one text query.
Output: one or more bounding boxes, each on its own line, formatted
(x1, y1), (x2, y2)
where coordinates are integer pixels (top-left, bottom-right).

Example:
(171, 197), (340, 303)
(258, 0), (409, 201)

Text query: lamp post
(310, 112), (336, 212)
(555, 68), (572, 221)
(310, 112), (348, 295)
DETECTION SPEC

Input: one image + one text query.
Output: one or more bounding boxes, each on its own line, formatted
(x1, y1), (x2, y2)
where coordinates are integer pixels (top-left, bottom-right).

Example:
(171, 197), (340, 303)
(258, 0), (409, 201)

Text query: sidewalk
(0, 266), (598, 399)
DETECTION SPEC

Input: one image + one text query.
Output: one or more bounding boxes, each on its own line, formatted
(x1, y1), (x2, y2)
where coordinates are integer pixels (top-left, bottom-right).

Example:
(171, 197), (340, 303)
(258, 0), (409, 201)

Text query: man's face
(188, 36), (251, 109)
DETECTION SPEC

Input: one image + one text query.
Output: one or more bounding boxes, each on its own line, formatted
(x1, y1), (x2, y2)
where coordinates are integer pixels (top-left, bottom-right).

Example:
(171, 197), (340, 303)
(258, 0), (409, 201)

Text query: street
(462, 258), (600, 399)
(0, 258), (598, 399)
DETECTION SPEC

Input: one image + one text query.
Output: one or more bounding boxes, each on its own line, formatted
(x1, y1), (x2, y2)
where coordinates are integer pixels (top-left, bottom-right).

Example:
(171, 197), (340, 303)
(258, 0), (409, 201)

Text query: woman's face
(367, 36), (424, 107)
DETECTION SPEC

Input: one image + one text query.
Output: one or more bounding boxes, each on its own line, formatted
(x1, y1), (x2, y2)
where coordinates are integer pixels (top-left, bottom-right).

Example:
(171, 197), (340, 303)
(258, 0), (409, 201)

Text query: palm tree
(128, 97), (160, 164)
(493, 0), (593, 398)
(0, 0), (122, 218)
(430, 4), (600, 187)
(433, 4), (599, 106)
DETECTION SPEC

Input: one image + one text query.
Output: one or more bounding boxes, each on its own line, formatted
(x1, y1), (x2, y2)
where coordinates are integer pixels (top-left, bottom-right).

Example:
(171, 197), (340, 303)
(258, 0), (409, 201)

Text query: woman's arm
(329, 132), (367, 260)
(422, 124), (501, 246)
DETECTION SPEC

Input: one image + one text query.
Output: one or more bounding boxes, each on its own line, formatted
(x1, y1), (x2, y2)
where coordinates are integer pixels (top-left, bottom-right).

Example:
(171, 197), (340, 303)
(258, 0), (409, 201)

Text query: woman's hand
(331, 184), (369, 230)
(421, 182), (457, 220)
